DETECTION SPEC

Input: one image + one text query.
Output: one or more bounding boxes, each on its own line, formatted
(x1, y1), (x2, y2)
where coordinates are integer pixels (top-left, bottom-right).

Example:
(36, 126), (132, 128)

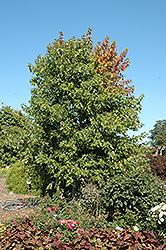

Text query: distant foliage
(0, 104), (32, 168)
(149, 119), (166, 147)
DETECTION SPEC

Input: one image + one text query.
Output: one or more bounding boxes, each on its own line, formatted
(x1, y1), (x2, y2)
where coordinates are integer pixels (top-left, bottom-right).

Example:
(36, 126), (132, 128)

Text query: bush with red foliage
(147, 155), (166, 182)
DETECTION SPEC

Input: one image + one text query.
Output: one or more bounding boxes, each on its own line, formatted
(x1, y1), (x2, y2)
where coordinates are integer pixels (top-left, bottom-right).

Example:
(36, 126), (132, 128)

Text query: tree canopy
(20, 29), (147, 194)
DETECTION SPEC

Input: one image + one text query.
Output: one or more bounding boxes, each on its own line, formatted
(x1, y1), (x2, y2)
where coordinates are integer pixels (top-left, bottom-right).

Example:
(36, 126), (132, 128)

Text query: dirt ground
(0, 177), (37, 224)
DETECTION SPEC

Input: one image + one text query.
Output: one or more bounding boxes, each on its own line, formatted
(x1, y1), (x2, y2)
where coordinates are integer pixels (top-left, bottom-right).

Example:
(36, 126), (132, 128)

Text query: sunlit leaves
(22, 30), (147, 194)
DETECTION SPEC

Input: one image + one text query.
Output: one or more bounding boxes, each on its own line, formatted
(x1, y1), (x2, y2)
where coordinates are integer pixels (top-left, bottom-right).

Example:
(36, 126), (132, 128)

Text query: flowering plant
(150, 203), (166, 224)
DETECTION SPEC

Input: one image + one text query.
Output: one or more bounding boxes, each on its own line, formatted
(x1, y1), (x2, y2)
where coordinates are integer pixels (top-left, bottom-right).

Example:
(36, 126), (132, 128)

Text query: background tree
(0, 104), (32, 168)
(23, 30), (148, 195)
(149, 119), (166, 147)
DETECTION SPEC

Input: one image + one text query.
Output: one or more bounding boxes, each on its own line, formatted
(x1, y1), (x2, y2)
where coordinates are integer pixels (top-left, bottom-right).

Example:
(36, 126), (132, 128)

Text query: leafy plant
(0, 218), (63, 249)
(66, 228), (166, 249)
(99, 168), (166, 238)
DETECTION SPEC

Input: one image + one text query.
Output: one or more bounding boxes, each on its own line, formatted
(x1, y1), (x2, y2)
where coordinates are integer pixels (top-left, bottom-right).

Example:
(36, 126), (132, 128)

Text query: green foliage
(0, 219), (63, 250)
(5, 161), (43, 196)
(0, 104), (32, 168)
(22, 29), (148, 194)
(149, 119), (166, 146)
(99, 169), (166, 236)
(66, 228), (166, 249)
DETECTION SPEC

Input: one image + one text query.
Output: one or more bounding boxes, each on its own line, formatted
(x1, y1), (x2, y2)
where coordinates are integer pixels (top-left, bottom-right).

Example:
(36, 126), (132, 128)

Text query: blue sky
(0, 0), (166, 142)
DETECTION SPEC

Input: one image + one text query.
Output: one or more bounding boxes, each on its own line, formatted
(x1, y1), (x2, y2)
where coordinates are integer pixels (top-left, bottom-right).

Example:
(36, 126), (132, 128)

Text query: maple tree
(19, 29), (147, 194)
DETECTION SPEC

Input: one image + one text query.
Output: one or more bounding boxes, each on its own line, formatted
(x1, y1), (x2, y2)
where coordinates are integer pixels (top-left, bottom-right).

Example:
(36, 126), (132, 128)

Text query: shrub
(5, 161), (43, 196)
(0, 218), (63, 249)
(66, 228), (166, 249)
(147, 155), (166, 182)
(99, 168), (166, 238)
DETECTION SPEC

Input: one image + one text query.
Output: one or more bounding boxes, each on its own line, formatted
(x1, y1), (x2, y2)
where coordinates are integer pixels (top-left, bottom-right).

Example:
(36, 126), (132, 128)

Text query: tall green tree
(149, 119), (166, 146)
(23, 30), (147, 194)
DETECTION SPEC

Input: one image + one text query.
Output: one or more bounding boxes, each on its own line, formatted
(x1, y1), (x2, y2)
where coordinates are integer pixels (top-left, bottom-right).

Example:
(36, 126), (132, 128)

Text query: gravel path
(0, 178), (37, 224)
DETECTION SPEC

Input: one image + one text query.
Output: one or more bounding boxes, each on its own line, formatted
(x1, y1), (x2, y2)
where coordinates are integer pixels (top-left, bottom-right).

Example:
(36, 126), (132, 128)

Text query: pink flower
(76, 222), (80, 225)
(76, 228), (84, 233)
(14, 221), (17, 225)
(59, 220), (65, 225)
(67, 224), (72, 229)
(21, 200), (24, 204)
(47, 207), (52, 212)
(83, 217), (86, 219)
(57, 188), (60, 191)
(67, 209), (71, 212)
(49, 229), (53, 234)
(70, 221), (75, 227)
(36, 214), (40, 217)
(56, 232), (61, 237)
(25, 215), (29, 219)
(63, 245), (66, 247)
(50, 203), (52, 205)
(55, 207), (60, 211)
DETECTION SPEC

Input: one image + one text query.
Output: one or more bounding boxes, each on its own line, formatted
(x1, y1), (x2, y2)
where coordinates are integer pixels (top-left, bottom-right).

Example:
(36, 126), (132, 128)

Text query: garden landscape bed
(0, 171), (166, 249)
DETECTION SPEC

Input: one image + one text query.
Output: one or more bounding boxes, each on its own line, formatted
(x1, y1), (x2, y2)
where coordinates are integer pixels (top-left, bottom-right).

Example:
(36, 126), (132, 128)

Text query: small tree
(23, 30), (147, 194)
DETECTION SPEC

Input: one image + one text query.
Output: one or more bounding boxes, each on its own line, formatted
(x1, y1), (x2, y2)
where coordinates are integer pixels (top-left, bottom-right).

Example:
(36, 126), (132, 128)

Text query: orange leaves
(93, 36), (133, 95)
